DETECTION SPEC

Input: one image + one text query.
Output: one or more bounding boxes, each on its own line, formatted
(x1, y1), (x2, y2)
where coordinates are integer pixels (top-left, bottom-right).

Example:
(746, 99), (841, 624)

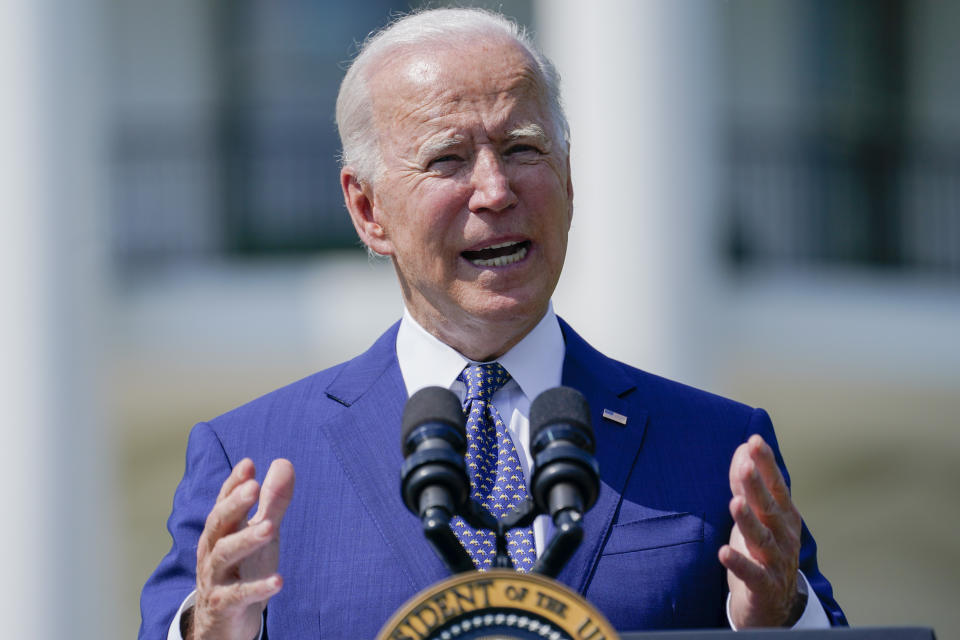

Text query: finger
(746, 435), (792, 509)
(740, 442), (802, 544)
(739, 455), (782, 521)
(719, 544), (769, 592)
(206, 520), (276, 582)
(217, 458), (256, 503)
(728, 441), (753, 497)
(201, 478), (260, 551)
(203, 574), (284, 613)
(251, 459), (295, 526)
(730, 495), (777, 563)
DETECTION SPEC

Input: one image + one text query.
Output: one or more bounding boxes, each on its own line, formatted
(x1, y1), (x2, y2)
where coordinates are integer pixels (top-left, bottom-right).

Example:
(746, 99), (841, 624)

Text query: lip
(461, 235), (529, 253)
(460, 238), (532, 269)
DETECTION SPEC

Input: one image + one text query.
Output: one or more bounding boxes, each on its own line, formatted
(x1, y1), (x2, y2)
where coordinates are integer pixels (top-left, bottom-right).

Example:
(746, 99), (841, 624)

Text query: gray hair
(335, 7), (569, 185)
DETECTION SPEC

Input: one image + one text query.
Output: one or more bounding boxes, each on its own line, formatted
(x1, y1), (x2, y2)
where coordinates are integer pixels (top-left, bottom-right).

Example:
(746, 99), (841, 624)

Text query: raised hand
(719, 435), (805, 628)
(185, 458), (295, 640)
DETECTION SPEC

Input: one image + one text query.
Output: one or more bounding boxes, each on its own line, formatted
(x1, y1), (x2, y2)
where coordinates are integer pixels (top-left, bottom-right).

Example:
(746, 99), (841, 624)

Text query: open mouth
(461, 240), (530, 267)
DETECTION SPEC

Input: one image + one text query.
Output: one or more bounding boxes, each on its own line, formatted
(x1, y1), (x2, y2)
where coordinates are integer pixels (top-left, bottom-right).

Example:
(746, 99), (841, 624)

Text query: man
(139, 8), (845, 639)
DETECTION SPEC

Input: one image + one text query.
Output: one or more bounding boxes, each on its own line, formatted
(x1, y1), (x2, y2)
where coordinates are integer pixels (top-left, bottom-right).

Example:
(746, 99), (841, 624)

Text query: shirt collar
(396, 303), (565, 403)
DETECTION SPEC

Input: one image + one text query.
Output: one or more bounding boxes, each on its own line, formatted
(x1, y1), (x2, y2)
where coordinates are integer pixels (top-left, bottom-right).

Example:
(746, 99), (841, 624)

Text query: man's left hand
(719, 434), (806, 628)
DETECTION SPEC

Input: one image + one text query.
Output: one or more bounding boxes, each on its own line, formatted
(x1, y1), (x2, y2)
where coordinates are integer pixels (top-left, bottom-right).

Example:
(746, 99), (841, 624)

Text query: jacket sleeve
(138, 422), (234, 639)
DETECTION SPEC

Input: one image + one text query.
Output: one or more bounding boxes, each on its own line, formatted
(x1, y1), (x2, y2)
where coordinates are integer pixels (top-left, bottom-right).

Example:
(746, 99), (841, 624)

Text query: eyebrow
(419, 135), (465, 160)
(418, 123), (552, 161)
(505, 123), (551, 148)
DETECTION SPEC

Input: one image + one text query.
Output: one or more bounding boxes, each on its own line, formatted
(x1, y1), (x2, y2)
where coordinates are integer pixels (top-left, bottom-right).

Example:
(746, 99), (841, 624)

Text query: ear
(341, 167), (393, 256)
(564, 148), (574, 228)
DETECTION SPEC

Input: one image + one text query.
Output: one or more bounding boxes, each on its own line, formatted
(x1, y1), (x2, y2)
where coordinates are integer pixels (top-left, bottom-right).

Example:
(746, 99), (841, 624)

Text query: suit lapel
(319, 322), (450, 592)
(556, 319), (649, 593)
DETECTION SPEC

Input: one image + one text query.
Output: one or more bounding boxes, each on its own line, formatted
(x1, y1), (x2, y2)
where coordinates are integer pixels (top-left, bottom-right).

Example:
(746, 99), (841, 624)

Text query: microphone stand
(427, 495), (586, 578)
(530, 509), (584, 578)
(423, 494), (590, 577)
(421, 499), (501, 574)
(420, 506), (475, 574)
(498, 498), (585, 579)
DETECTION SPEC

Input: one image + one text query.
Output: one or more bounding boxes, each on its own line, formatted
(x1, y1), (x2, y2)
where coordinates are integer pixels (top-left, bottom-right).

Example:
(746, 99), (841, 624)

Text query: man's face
(347, 39), (573, 356)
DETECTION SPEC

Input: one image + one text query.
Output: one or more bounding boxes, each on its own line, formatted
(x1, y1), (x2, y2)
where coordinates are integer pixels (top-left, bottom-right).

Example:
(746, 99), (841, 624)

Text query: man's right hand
(185, 458), (295, 640)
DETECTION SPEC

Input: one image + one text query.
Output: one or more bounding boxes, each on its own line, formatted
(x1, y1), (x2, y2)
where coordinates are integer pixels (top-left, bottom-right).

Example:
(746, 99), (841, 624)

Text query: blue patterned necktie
(452, 362), (536, 572)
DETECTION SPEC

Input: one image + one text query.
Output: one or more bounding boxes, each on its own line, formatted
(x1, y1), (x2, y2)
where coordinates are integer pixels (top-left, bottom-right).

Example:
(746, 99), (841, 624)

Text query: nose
(468, 148), (518, 213)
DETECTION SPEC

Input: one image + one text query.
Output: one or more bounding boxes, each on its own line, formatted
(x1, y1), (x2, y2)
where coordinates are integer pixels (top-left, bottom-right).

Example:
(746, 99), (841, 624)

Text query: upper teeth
(483, 241), (518, 250)
(470, 242), (528, 267)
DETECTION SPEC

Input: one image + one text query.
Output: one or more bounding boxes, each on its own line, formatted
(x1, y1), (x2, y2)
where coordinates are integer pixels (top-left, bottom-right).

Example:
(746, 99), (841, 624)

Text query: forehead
(368, 39), (550, 148)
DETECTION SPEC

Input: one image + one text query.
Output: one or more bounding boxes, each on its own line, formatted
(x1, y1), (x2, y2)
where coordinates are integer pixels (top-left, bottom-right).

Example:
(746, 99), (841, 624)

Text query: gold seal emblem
(376, 570), (619, 640)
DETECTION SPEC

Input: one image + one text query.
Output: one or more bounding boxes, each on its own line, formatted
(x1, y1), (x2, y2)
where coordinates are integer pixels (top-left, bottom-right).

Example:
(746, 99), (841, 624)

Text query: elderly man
(139, 8), (845, 639)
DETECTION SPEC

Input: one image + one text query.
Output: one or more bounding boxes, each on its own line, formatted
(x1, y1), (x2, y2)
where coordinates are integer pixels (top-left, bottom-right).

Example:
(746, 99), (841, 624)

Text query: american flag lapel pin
(602, 408), (628, 425)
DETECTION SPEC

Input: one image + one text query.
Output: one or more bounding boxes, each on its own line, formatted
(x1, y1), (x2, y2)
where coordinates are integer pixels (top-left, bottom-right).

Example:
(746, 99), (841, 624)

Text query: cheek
(520, 160), (570, 201)
(391, 204), (463, 275)
(415, 188), (471, 243)
(526, 182), (572, 238)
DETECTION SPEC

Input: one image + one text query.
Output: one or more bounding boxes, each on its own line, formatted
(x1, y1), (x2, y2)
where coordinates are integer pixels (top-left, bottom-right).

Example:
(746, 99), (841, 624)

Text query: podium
(621, 628), (936, 639)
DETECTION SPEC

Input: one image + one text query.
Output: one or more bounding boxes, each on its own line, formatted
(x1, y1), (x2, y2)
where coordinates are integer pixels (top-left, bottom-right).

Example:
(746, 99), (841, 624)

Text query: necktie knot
(459, 362), (510, 402)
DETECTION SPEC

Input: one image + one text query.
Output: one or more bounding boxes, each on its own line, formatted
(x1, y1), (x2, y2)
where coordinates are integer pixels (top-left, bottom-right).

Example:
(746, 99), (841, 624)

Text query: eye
(505, 143), (542, 156)
(429, 154), (463, 168)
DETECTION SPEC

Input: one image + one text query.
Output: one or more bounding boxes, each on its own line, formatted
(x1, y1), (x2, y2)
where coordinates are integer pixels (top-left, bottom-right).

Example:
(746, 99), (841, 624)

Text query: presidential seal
(376, 570), (619, 640)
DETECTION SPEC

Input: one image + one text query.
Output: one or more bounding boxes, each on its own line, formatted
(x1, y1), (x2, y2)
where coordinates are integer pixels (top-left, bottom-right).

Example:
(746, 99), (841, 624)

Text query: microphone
(400, 386), (469, 520)
(400, 386), (476, 574)
(529, 386), (600, 521)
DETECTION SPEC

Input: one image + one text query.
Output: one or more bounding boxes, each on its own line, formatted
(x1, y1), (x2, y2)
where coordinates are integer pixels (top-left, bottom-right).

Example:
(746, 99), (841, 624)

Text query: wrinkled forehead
(367, 38), (552, 146)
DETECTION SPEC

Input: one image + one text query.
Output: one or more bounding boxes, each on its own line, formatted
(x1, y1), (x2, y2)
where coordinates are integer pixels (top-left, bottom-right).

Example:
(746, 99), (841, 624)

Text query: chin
(462, 291), (549, 328)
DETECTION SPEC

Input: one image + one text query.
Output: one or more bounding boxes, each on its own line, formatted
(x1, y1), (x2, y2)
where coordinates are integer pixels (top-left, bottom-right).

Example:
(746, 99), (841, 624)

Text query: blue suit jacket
(139, 319), (846, 638)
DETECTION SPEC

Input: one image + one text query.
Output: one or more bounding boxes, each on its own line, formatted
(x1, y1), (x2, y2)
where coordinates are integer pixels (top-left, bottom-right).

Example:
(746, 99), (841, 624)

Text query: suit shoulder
(619, 359), (756, 418)
(204, 320), (401, 438)
(560, 317), (758, 423)
(606, 357), (770, 455)
(206, 361), (349, 433)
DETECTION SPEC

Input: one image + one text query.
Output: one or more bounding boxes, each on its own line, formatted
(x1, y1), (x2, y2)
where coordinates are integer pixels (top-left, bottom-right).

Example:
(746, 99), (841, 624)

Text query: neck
(406, 304), (547, 362)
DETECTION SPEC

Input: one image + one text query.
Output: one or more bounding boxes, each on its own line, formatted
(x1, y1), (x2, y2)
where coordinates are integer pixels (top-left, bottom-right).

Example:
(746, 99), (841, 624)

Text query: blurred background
(2, 1), (957, 638)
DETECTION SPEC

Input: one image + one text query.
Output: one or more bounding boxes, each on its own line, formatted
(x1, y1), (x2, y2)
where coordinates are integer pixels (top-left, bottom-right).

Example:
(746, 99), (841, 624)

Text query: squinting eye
(430, 154), (462, 167)
(506, 144), (541, 155)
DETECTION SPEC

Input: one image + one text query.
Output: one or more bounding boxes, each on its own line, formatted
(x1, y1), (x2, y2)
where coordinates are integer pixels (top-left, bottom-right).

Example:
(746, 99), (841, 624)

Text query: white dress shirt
(167, 305), (827, 637)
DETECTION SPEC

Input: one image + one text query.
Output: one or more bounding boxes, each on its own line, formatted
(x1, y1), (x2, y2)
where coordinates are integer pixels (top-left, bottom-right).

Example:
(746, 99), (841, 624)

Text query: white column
(0, 1), (115, 638)
(537, 0), (722, 386)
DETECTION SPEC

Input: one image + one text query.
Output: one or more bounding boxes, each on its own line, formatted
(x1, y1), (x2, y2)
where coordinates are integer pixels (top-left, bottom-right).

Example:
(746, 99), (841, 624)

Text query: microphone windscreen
(529, 386), (593, 451)
(401, 386), (466, 452)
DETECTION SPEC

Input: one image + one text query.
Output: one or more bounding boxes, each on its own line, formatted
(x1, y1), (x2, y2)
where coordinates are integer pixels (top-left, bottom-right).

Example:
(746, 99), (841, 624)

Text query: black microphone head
(401, 386), (466, 455)
(529, 386), (594, 453)
(530, 387), (600, 517)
